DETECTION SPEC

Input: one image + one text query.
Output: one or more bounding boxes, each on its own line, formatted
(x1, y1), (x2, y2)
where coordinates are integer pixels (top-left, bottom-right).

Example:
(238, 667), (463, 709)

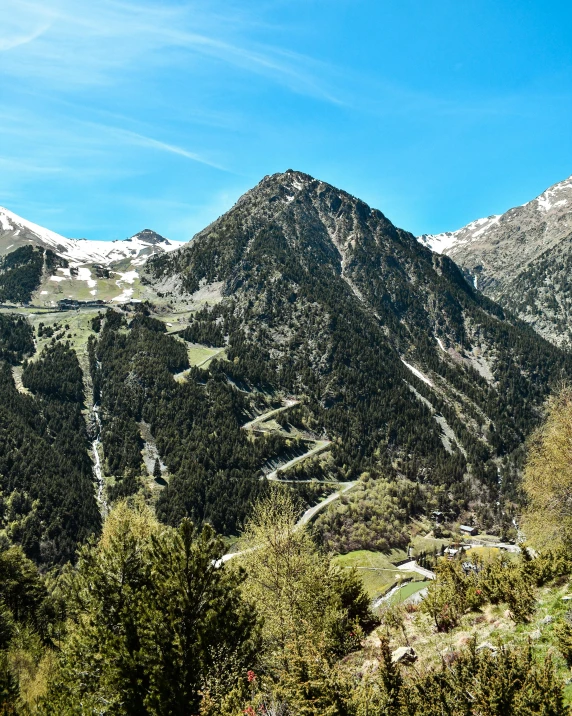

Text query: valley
(2, 170), (572, 713)
(1, 170), (572, 578)
(0, 171), (572, 648)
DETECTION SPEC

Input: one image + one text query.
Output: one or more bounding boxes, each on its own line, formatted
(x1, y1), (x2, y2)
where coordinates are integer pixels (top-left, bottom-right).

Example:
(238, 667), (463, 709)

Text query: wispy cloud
(0, 156), (63, 174)
(0, 23), (51, 52)
(0, 0), (344, 104)
(108, 127), (232, 173)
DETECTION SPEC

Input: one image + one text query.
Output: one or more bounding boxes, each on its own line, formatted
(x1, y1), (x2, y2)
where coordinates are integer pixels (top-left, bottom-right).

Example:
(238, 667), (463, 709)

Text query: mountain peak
(128, 229), (171, 246)
(420, 172), (572, 256)
(417, 171), (572, 345)
(0, 205), (184, 272)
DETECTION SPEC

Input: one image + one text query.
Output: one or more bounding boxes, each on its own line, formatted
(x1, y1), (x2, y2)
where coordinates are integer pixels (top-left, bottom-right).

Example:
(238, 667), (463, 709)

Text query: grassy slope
(359, 574), (572, 706)
(388, 580), (431, 604)
(332, 550), (426, 599)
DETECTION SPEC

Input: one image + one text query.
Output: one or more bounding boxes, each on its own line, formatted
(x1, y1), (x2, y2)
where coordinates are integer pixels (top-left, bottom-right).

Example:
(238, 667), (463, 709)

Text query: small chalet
(460, 525), (478, 536)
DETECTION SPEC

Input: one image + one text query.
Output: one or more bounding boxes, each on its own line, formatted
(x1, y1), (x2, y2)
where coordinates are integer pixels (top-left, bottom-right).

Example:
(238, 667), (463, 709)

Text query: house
(460, 525), (478, 536)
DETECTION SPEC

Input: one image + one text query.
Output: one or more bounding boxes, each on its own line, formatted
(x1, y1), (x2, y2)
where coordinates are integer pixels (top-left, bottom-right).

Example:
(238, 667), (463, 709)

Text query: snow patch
(0, 206), (186, 265)
(419, 215), (500, 254)
(419, 231), (459, 254)
(419, 174), (572, 254)
(536, 177), (572, 212)
(115, 270), (138, 285)
(401, 359), (433, 387)
(113, 287), (134, 302)
(76, 267), (96, 287)
(0, 214), (12, 231)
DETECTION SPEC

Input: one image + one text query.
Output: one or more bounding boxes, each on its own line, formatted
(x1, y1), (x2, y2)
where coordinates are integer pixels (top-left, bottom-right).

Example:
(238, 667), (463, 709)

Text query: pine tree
(41, 498), (257, 714)
(153, 457), (161, 481)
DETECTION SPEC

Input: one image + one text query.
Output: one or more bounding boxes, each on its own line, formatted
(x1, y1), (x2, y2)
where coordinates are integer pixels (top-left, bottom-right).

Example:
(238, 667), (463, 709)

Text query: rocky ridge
(419, 175), (572, 346)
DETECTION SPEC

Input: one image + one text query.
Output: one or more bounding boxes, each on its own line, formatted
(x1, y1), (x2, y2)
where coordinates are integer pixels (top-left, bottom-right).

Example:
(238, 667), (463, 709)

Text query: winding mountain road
(242, 399), (300, 430)
(217, 480), (357, 565)
(215, 399), (346, 565)
(266, 440), (332, 480)
(242, 399), (333, 480)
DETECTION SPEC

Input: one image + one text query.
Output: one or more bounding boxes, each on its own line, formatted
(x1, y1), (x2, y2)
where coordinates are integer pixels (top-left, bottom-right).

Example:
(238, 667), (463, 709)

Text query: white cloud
(101, 127), (232, 173)
(0, 23), (51, 51)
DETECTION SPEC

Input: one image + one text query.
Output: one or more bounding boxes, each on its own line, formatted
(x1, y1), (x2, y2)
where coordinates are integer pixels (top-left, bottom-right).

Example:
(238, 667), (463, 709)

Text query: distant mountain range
(0, 206), (185, 305)
(419, 175), (572, 346)
(0, 206), (184, 264)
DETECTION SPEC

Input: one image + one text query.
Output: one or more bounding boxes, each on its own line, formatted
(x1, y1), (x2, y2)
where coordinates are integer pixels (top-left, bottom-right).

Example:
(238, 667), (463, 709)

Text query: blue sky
(2, 0), (572, 241)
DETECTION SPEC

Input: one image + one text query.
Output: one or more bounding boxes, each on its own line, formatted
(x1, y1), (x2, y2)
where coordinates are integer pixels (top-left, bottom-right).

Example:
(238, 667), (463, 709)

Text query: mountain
(2, 169), (572, 566)
(0, 206), (185, 305)
(0, 206), (183, 264)
(419, 175), (572, 346)
(141, 169), (571, 537)
(2, 173), (572, 713)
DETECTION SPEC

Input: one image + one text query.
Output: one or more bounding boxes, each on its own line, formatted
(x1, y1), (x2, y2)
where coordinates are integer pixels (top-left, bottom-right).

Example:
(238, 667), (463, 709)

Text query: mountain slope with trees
(0, 319), (100, 565)
(144, 169), (572, 532)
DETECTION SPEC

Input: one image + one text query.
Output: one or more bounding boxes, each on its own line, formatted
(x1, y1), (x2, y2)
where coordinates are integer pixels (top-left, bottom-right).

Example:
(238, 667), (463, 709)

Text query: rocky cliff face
(419, 175), (572, 346)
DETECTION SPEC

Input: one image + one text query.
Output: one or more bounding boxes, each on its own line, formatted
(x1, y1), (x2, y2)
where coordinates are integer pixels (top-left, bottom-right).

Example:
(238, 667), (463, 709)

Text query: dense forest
(0, 247), (67, 304)
(0, 316), (100, 565)
(0, 315), (35, 364)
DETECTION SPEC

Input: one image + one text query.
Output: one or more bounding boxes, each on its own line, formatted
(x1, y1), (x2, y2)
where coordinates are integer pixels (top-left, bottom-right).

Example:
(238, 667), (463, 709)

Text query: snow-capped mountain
(0, 206), (185, 266)
(418, 175), (572, 346)
(419, 175), (572, 263)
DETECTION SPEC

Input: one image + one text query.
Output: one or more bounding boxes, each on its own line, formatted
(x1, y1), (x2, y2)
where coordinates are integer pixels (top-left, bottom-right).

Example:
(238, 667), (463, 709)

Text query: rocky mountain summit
(419, 175), (572, 346)
(1, 168), (572, 564)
